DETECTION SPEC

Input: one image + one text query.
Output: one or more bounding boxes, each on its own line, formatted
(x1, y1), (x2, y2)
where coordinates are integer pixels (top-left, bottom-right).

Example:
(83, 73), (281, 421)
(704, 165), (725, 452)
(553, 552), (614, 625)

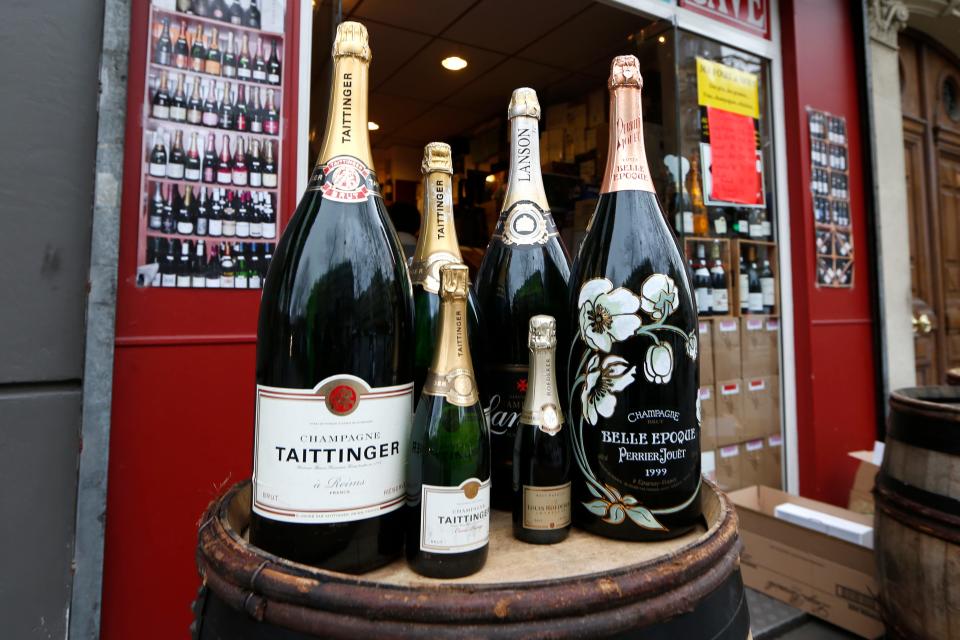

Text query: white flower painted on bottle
(581, 354), (637, 425)
(643, 342), (674, 384)
(696, 395), (702, 426)
(686, 330), (698, 360)
(639, 273), (678, 322)
(577, 278), (642, 353)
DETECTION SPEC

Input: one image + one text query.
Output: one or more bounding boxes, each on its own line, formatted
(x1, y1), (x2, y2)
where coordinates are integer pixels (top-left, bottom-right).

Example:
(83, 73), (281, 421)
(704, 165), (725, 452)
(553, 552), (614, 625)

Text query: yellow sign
(696, 57), (759, 119)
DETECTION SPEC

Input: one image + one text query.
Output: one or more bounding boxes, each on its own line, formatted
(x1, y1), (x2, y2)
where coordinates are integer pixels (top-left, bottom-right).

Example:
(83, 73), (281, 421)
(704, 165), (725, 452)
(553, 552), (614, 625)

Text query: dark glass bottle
(261, 138), (277, 188)
(406, 264), (490, 578)
(170, 73), (187, 123)
(474, 88), (571, 511)
(190, 24), (206, 73)
(267, 40), (282, 86)
(221, 32), (237, 79)
(151, 70), (171, 120)
(176, 185), (195, 235)
(563, 56), (701, 541)
(202, 133), (217, 183)
(162, 184), (177, 234)
(186, 79), (203, 125)
(512, 315), (570, 544)
(202, 82), (219, 128)
(747, 247), (763, 314)
(149, 182), (164, 230)
(216, 134), (232, 184)
(228, 0), (243, 25)
(710, 241), (729, 315)
(264, 89), (279, 135)
(148, 131), (168, 178)
(174, 20), (189, 68)
(237, 32), (252, 81)
(155, 18), (173, 66)
(693, 243), (712, 316)
(219, 83), (236, 130)
(245, 0), (261, 29)
(252, 37), (267, 83)
(185, 132), (202, 182)
(205, 28), (222, 76)
(760, 250), (775, 314)
(250, 22), (414, 573)
(176, 240), (192, 288)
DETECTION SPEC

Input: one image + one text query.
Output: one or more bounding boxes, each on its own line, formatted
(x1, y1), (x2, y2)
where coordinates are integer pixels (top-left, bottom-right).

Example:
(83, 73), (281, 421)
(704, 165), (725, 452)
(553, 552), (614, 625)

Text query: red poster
(706, 106), (759, 205)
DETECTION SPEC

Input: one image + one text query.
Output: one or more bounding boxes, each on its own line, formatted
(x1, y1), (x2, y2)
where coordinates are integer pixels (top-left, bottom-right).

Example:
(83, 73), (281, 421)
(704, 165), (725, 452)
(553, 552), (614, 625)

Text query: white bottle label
(185, 167), (201, 181)
(695, 286), (711, 313)
(761, 221), (772, 238)
(713, 289), (729, 313)
(208, 219), (223, 236)
(749, 292), (764, 312)
(176, 274), (190, 288)
(263, 173), (278, 188)
(149, 163), (166, 177)
(250, 274), (262, 288)
(714, 216), (727, 235)
(739, 274), (749, 307)
(170, 106), (186, 121)
(176, 221), (194, 234)
(167, 163), (185, 179)
(749, 223), (763, 238)
(206, 276), (221, 288)
(238, 67), (252, 80)
(191, 275), (205, 288)
(419, 477), (490, 554)
(152, 105), (170, 120)
(250, 172), (262, 187)
(263, 222), (276, 238)
(682, 211), (694, 234)
(268, 73), (280, 84)
(761, 277), (776, 306)
(236, 221), (250, 237)
(253, 377), (413, 524)
(236, 274), (249, 288)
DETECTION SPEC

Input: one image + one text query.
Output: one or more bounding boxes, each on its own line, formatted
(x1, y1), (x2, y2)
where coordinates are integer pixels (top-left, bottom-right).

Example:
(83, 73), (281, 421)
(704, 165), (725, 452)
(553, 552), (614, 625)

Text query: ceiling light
(368, 121), (380, 131)
(442, 56), (468, 71)
(658, 35), (666, 44)
(485, 174), (496, 183)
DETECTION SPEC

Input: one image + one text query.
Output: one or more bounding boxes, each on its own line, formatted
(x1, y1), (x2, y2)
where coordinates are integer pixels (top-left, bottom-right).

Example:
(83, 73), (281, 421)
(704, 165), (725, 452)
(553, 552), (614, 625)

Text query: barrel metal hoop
(874, 481), (960, 544)
(249, 559), (271, 591)
(243, 590), (267, 621)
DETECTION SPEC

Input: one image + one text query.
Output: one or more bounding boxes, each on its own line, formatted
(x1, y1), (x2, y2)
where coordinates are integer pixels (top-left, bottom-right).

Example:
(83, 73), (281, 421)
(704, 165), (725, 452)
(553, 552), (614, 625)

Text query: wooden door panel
(940, 150), (960, 372)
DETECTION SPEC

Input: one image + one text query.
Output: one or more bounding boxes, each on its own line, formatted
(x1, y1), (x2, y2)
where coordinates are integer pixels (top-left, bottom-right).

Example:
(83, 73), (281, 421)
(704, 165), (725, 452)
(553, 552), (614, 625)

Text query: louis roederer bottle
(474, 87), (571, 511)
(563, 55), (701, 541)
(406, 263), (490, 579)
(250, 22), (414, 572)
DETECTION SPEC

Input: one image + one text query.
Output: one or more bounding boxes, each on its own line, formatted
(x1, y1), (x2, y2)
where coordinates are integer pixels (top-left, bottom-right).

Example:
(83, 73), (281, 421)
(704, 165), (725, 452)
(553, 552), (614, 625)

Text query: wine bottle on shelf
(249, 192), (263, 238)
(252, 38), (267, 83)
(261, 139), (277, 187)
(190, 24), (206, 73)
(738, 253), (749, 314)
(161, 241), (177, 287)
(217, 134), (232, 184)
(149, 131), (168, 178)
(406, 263), (490, 579)
(174, 20), (189, 69)
(228, 0), (243, 25)
(235, 85), (249, 133)
(760, 250), (775, 314)
(237, 33), (252, 81)
(267, 40), (282, 86)
(264, 89), (279, 135)
(177, 185), (195, 234)
(249, 247), (263, 288)
(162, 184), (176, 234)
(710, 241), (728, 315)
(512, 315), (570, 545)
(245, 0), (261, 29)
(251, 22), (414, 572)
(563, 55), (701, 541)
(235, 245), (249, 287)
(219, 83), (236, 130)
(210, 0), (227, 22)
(689, 154), (708, 236)
(170, 74), (188, 123)
(747, 247), (763, 314)
(166, 130), (186, 180)
(205, 28), (222, 76)
(208, 189), (224, 236)
(232, 137), (248, 186)
(205, 245), (222, 287)
(149, 182), (164, 230)
(220, 242), (235, 287)
(184, 132), (202, 182)
(221, 189), (237, 236)
(222, 32), (237, 79)
(474, 87), (571, 511)
(410, 143), (482, 399)
(192, 240), (207, 288)
(176, 240), (192, 288)
(749, 209), (764, 239)
(710, 206), (729, 237)
(186, 79), (203, 125)
(248, 139), (262, 188)
(152, 70), (171, 120)
(693, 242), (712, 316)
(155, 18), (173, 66)
(147, 238), (162, 287)
(261, 191), (276, 238)
(664, 155), (692, 236)
(250, 88), (264, 134)
(196, 186), (210, 236)
(736, 208), (750, 238)
(236, 191), (251, 237)
(201, 132), (217, 183)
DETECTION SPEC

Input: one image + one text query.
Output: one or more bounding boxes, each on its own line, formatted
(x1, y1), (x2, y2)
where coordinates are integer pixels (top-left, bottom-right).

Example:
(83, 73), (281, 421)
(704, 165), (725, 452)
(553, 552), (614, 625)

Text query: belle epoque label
(252, 375), (413, 523)
(523, 482), (571, 530)
(308, 155), (379, 203)
(420, 478), (491, 553)
(493, 200), (558, 246)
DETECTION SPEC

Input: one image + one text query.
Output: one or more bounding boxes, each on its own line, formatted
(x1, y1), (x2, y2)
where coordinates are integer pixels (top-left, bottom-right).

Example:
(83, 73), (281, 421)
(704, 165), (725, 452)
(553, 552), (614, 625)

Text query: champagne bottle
(217, 134), (232, 184)
(410, 142), (481, 399)
(174, 20), (189, 68)
(406, 263), (490, 578)
(205, 28), (222, 76)
(176, 240), (192, 288)
(185, 132), (202, 181)
(251, 22), (414, 572)
(186, 79), (203, 125)
(264, 89), (279, 135)
(191, 240), (207, 288)
(245, 0), (261, 29)
(513, 315), (570, 544)
(222, 31), (237, 79)
(253, 37), (267, 82)
(149, 182), (164, 230)
(149, 131), (167, 178)
(176, 185), (195, 234)
(237, 33), (252, 81)
(267, 40), (282, 86)
(167, 129), (186, 180)
(563, 56), (701, 541)
(190, 24), (206, 73)
(261, 138), (277, 187)
(152, 70), (171, 120)
(474, 87), (571, 511)
(155, 18), (172, 66)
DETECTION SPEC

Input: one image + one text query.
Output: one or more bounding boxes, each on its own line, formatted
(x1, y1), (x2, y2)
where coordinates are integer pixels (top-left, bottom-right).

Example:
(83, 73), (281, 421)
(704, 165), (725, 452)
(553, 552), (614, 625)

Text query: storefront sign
(696, 58), (759, 119)
(808, 107), (854, 288)
(679, 0), (770, 40)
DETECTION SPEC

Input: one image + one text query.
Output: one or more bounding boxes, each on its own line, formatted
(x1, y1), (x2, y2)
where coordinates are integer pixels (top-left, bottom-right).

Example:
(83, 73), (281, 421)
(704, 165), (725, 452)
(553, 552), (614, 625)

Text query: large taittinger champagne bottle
(250, 22), (414, 572)
(406, 263), (490, 579)
(564, 55), (701, 541)
(475, 87), (571, 511)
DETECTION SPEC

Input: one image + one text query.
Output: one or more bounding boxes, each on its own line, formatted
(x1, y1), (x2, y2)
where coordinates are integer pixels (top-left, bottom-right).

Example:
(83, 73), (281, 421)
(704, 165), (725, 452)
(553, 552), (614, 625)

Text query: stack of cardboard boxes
(699, 316), (782, 491)
(540, 90), (608, 184)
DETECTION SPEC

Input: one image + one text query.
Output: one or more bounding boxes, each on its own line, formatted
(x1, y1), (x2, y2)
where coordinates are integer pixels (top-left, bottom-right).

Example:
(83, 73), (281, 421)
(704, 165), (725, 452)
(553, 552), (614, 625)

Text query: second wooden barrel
(875, 386), (960, 640)
(947, 368), (960, 386)
(194, 480), (749, 639)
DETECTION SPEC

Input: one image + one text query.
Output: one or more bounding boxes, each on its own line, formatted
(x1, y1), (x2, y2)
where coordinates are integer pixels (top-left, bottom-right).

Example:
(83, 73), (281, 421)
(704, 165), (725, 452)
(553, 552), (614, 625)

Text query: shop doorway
(900, 33), (960, 384)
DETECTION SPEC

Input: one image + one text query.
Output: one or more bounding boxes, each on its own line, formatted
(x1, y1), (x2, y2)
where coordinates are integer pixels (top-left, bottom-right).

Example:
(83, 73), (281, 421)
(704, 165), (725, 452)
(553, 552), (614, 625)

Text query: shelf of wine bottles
(137, 4), (286, 290)
(686, 238), (778, 318)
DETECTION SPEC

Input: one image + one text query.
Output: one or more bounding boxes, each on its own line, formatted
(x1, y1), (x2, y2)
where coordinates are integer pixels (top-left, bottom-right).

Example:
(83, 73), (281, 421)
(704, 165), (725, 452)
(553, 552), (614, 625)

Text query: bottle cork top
(508, 87), (541, 119)
(608, 55), (643, 89)
(528, 314), (557, 349)
(421, 142), (453, 175)
(332, 21), (371, 62)
(439, 263), (469, 299)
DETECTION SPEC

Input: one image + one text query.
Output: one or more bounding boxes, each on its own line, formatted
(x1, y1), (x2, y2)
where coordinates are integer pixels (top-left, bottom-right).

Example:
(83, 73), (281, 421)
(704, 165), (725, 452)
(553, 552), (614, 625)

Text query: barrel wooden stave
(196, 480), (748, 639)
(875, 386), (960, 640)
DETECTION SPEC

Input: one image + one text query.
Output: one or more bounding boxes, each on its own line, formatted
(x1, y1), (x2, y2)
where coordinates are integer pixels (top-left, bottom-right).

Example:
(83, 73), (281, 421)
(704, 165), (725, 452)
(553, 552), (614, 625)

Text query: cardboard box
(742, 317), (779, 378)
(729, 486), (884, 638)
(542, 129), (565, 165)
(847, 446), (882, 515)
(761, 434), (783, 489)
(713, 318), (742, 381)
(715, 380), (743, 447)
(587, 89), (606, 127)
(701, 450), (716, 484)
(545, 102), (568, 130)
(742, 375), (780, 441)
(699, 320), (714, 386)
(742, 438), (764, 487)
(699, 386), (717, 451)
(716, 444), (742, 492)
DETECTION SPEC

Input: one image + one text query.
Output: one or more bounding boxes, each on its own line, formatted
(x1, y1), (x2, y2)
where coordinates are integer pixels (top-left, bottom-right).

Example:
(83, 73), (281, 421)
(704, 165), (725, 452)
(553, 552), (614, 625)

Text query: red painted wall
(100, 1), (302, 637)
(780, 0), (879, 505)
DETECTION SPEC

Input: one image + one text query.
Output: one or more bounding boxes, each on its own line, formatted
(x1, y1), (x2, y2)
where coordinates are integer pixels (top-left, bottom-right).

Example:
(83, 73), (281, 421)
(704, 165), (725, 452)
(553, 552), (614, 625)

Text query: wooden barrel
(947, 368), (960, 386)
(874, 386), (960, 640)
(194, 480), (749, 639)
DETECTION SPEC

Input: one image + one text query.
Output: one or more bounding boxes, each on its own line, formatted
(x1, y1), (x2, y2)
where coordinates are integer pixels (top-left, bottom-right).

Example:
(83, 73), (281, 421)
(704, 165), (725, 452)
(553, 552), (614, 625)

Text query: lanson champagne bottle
(513, 315), (571, 544)
(406, 263), (490, 578)
(563, 56), (701, 541)
(410, 142), (482, 399)
(251, 21), (414, 573)
(475, 88), (571, 511)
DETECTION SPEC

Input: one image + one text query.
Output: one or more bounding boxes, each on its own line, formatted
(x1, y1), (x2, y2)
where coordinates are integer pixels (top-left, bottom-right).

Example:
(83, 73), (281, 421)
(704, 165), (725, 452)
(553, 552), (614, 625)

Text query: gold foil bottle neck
(440, 263), (469, 300)
(528, 315), (556, 350)
(508, 87), (541, 119)
(422, 142), (453, 175)
(608, 55), (643, 89)
(332, 21), (371, 61)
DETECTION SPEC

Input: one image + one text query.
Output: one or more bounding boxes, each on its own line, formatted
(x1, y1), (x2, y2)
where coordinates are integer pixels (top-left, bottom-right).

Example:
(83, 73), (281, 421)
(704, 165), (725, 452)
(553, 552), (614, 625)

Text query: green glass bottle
(406, 263), (490, 579)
